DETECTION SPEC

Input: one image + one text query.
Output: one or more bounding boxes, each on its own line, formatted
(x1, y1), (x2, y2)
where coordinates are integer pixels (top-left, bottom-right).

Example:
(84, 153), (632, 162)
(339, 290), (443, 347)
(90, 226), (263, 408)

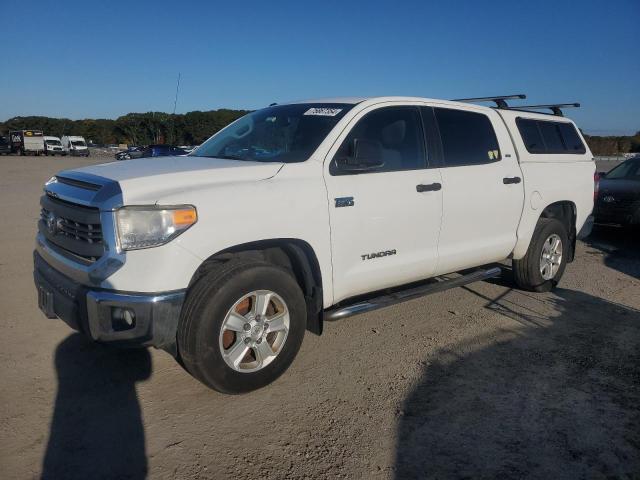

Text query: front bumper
(34, 251), (184, 353)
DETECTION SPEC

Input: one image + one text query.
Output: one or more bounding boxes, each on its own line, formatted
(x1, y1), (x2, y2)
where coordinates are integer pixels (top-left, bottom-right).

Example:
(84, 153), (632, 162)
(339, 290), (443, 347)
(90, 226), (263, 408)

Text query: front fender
(156, 162), (334, 307)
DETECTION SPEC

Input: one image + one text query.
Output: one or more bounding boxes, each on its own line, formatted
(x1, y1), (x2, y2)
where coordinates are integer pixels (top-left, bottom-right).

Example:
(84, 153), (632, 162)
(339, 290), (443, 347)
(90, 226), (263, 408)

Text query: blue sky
(1, 0), (638, 135)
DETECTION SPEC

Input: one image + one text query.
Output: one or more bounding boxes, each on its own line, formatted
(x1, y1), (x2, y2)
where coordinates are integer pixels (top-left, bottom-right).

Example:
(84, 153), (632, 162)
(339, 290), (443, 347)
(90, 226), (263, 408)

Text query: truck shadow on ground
(42, 334), (151, 480)
(395, 286), (640, 479)
(584, 225), (640, 279)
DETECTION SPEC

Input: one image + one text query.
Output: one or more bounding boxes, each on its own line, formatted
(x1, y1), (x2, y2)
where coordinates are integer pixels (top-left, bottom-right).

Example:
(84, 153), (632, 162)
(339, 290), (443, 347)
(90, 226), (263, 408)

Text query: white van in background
(61, 136), (90, 157)
(44, 136), (65, 156)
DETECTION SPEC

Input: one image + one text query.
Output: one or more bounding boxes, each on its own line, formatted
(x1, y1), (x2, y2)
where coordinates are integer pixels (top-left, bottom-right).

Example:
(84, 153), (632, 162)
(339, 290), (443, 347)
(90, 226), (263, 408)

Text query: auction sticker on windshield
(304, 107), (343, 116)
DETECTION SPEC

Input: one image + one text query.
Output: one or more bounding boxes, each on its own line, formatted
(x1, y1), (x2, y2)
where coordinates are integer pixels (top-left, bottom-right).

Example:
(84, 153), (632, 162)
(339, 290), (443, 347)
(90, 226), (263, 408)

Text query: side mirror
(336, 138), (385, 172)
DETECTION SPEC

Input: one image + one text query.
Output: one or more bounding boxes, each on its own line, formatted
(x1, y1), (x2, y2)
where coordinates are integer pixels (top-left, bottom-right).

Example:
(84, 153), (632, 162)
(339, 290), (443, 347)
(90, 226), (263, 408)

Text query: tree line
(0, 109), (249, 146)
(1, 110), (638, 155)
(583, 132), (640, 156)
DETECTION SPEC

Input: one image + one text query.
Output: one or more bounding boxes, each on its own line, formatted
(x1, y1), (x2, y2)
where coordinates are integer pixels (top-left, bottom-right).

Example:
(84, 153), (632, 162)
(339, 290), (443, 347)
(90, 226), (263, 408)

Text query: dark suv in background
(594, 156), (640, 227)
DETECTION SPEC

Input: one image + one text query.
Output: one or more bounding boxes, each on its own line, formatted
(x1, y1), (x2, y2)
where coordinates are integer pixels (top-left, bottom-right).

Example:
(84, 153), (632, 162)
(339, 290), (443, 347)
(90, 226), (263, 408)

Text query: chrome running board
(324, 267), (502, 321)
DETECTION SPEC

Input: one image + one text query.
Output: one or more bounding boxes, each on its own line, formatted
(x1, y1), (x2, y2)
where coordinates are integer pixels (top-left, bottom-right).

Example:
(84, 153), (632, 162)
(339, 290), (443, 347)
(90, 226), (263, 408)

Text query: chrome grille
(38, 195), (105, 262)
(40, 207), (103, 244)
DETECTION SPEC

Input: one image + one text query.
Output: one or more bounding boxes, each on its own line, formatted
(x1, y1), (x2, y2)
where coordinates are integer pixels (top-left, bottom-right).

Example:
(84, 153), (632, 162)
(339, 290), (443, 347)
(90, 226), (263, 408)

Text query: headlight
(116, 205), (197, 251)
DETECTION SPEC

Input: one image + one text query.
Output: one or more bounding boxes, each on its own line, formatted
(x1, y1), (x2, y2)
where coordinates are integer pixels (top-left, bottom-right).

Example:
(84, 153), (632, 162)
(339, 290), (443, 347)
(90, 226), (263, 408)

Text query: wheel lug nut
(256, 338), (262, 344)
(244, 338), (251, 345)
(243, 323), (251, 331)
(264, 323), (269, 330)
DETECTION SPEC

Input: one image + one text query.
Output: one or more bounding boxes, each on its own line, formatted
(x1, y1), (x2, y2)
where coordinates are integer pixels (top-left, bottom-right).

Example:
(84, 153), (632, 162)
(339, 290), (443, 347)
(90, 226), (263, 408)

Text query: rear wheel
(177, 260), (306, 394)
(513, 217), (569, 292)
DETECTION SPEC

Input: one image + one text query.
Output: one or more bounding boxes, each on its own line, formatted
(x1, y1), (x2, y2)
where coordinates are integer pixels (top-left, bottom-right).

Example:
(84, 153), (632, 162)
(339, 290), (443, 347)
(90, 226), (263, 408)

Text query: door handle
(416, 183), (442, 192)
(503, 176), (521, 184)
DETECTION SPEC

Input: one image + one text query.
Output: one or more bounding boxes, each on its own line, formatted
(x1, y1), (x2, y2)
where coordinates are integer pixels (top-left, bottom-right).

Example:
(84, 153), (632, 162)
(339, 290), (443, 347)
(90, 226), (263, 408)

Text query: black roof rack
(508, 103), (580, 117)
(451, 94), (526, 109)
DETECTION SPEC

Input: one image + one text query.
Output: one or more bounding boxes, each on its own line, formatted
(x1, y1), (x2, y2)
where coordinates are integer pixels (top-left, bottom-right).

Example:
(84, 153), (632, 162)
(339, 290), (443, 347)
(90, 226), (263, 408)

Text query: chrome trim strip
(86, 289), (185, 304)
(324, 267), (502, 321)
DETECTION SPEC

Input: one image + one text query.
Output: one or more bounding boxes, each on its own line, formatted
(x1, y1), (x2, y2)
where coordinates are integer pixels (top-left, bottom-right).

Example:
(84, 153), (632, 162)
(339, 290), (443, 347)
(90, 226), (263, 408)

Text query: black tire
(513, 217), (570, 292)
(177, 260), (306, 394)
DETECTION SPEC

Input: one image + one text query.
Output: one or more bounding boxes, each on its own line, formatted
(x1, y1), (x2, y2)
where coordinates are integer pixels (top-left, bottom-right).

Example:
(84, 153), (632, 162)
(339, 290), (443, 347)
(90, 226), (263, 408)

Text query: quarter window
(517, 118), (545, 153)
(434, 108), (501, 167)
(558, 123), (587, 153)
(331, 107), (426, 175)
(516, 118), (586, 154)
(538, 121), (565, 152)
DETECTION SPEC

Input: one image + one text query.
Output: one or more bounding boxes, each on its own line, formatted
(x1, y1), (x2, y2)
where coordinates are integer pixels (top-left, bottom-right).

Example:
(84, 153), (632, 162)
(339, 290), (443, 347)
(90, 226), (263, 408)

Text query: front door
(324, 105), (443, 303)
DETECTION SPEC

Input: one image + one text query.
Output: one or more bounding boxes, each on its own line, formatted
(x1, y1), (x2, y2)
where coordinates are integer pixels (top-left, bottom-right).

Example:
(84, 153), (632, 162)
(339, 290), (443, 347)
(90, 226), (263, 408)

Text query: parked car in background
(115, 146), (145, 160)
(594, 156), (640, 227)
(179, 145), (199, 154)
(0, 137), (11, 155)
(116, 144), (189, 160)
(61, 136), (89, 157)
(10, 130), (45, 155)
(44, 136), (65, 156)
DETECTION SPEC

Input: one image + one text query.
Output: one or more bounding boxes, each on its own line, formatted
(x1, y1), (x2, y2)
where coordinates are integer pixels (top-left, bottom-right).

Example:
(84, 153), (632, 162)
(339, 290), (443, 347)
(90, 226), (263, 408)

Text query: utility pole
(173, 73), (181, 115)
(171, 73), (181, 144)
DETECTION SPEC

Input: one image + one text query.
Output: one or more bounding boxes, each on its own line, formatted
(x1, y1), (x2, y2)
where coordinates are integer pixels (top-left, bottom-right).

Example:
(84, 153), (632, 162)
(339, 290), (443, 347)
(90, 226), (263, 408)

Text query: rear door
(430, 106), (524, 274)
(324, 104), (443, 303)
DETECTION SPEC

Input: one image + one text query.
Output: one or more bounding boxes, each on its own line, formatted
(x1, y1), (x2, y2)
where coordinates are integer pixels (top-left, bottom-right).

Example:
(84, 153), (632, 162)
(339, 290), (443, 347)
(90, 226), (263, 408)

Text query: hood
(61, 156), (284, 204)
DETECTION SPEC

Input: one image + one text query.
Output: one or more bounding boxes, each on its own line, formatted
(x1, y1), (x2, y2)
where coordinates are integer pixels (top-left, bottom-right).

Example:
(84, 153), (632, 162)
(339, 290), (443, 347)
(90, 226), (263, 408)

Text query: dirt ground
(1, 154), (638, 479)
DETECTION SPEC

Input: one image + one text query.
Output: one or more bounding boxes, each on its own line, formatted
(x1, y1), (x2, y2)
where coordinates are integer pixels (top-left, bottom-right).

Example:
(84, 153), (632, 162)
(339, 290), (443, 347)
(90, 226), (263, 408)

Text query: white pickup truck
(34, 95), (595, 393)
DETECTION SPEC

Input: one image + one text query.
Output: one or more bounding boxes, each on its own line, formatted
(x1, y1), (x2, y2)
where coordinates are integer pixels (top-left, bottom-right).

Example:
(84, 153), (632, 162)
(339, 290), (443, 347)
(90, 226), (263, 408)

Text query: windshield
(46, 140), (61, 146)
(193, 103), (354, 163)
(71, 140), (86, 146)
(605, 159), (640, 180)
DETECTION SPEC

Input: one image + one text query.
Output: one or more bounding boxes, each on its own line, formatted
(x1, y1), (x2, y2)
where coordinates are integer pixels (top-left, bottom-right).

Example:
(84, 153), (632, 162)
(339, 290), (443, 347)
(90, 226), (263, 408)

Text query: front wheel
(513, 217), (569, 292)
(177, 260), (306, 394)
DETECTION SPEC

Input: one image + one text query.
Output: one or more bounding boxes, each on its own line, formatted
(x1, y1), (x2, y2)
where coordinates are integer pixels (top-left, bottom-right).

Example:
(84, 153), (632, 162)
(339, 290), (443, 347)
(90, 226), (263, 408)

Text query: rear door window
(434, 108), (501, 167)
